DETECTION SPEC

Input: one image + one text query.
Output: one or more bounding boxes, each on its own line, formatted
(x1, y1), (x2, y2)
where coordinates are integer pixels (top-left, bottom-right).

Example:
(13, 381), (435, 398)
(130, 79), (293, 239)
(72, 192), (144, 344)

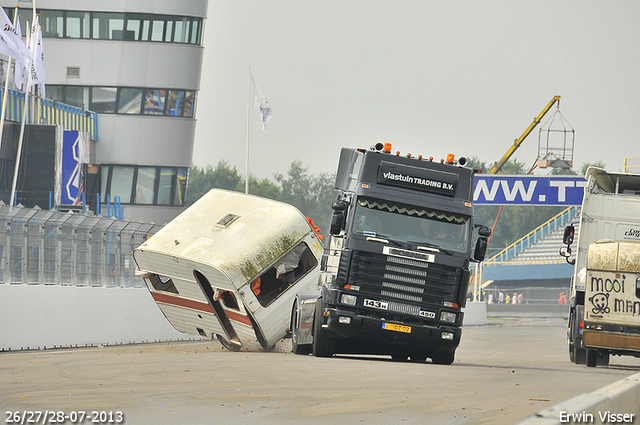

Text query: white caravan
(133, 189), (323, 351)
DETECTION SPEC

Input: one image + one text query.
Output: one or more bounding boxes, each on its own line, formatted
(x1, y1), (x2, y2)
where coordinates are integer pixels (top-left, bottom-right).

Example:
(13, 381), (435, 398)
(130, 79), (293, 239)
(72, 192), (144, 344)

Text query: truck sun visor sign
(377, 161), (458, 196)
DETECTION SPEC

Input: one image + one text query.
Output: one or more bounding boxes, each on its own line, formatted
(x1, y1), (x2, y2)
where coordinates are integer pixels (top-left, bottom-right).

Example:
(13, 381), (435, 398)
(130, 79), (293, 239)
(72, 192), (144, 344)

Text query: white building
(2, 0), (208, 224)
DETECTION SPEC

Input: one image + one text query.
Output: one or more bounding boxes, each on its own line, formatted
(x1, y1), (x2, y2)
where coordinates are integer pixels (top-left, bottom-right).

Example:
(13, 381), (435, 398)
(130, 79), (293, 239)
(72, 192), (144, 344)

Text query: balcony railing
(0, 87), (98, 141)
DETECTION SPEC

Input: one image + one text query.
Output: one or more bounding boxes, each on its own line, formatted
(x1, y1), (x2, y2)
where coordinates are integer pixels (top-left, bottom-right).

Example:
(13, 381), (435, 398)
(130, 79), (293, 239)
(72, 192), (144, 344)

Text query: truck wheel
(312, 300), (335, 357)
(391, 350), (409, 361)
(597, 352), (610, 366)
(569, 343), (575, 363)
(570, 305), (586, 364)
(291, 303), (311, 355)
(586, 349), (598, 367)
(431, 350), (455, 365)
(409, 351), (428, 362)
(572, 343), (586, 364)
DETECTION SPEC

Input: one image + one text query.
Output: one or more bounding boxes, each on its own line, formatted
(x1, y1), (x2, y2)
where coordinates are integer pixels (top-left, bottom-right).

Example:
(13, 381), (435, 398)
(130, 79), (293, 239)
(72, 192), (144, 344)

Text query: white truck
(561, 167), (640, 367)
(132, 189), (324, 351)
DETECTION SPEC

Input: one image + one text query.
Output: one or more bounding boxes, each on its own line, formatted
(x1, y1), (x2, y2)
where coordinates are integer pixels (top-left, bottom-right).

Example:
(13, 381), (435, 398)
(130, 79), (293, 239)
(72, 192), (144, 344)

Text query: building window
(40, 10), (63, 38)
(66, 11), (90, 38)
(143, 89), (166, 115)
(118, 88), (143, 114)
(101, 165), (187, 206)
(174, 168), (187, 205)
(49, 85), (196, 118)
(93, 12), (124, 40)
(7, 9), (205, 43)
(64, 86), (89, 109)
(109, 165), (135, 203)
(90, 87), (117, 113)
(134, 166), (157, 204)
(157, 167), (176, 205)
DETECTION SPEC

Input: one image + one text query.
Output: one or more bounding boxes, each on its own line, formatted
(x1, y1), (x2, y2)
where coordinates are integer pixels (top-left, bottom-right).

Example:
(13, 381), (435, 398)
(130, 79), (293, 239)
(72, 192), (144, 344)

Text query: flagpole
(10, 16), (36, 206)
(0, 7), (19, 156)
(245, 67), (251, 194)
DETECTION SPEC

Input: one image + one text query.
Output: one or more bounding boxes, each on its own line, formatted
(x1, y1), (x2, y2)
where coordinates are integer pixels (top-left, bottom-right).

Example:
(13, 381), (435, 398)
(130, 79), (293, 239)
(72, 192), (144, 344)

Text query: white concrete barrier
(516, 371), (640, 425)
(462, 301), (487, 325)
(0, 284), (201, 351)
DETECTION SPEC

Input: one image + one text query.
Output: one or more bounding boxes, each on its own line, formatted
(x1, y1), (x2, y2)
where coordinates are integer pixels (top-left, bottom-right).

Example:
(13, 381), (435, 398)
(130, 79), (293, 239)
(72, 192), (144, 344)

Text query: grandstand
(479, 206), (579, 304)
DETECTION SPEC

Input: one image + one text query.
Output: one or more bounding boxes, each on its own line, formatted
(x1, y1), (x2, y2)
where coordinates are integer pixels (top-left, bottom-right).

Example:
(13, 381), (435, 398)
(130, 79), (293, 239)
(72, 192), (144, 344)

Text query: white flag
(13, 18), (27, 90)
(31, 20), (45, 97)
(251, 73), (272, 134)
(0, 7), (30, 63)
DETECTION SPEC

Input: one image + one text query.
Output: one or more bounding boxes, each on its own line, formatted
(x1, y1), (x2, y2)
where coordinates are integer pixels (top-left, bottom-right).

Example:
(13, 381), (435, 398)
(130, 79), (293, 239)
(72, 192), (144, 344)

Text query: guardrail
(1, 87), (98, 141)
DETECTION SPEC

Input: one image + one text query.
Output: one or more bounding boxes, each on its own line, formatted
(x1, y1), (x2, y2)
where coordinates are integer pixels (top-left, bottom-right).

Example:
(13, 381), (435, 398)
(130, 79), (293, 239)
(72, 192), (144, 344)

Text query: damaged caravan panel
(133, 189), (323, 351)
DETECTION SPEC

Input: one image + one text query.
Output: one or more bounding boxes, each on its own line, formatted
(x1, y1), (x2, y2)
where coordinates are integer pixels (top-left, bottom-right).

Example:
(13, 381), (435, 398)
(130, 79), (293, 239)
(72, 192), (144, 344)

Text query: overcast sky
(193, 1), (640, 180)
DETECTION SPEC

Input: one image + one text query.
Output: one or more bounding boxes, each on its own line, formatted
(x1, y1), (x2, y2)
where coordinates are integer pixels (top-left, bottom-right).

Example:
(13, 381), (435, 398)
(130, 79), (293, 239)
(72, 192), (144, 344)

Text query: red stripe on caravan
(151, 292), (214, 314)
(151, 291), (253, 327)
(226, 310), (252, 327)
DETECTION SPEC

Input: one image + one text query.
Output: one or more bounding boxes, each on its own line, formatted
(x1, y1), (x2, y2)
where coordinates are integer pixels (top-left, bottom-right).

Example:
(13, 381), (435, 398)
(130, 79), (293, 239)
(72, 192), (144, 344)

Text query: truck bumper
(323, 306), (461, 352)
(583, 329), (640, 352)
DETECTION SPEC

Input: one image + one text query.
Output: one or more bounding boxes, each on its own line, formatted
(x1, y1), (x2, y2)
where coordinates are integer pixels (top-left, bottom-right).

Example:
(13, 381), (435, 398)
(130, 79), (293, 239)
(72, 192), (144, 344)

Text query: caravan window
(148, 274), (178, 294)
(250, 242), (318, 307)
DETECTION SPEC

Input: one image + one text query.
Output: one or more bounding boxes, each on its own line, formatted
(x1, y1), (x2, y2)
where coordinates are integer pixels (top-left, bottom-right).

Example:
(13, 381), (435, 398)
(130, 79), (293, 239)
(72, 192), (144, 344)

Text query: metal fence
(0, 204), (163, 287)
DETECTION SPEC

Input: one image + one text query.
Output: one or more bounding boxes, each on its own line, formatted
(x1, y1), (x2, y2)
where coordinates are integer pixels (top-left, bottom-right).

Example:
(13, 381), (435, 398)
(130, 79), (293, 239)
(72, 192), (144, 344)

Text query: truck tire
(431, 350), (455, 365)
(572, 342), (586, 364)
(597, 352), (610, 366)
(291, 304), (311, 355)
(312, 299), (335, 357)
(409, 352), (428, 363)
(391, 350), (409, 362)
(586, 349), (598, 367)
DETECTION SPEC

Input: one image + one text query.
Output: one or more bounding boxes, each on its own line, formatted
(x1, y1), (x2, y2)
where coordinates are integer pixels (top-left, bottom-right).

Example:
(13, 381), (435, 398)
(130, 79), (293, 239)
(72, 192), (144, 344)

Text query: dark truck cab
(290, 143), (490, 364)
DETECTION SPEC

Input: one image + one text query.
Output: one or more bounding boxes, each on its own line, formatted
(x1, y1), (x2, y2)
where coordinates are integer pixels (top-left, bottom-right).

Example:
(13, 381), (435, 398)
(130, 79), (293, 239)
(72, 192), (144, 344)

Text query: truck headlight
(340, 293), (358, 306)
(440, 311), (457, 323)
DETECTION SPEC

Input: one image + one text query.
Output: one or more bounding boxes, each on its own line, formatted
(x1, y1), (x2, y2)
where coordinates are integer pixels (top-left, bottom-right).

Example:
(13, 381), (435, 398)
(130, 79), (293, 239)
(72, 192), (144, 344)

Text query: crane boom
(488, 95), (561, 174)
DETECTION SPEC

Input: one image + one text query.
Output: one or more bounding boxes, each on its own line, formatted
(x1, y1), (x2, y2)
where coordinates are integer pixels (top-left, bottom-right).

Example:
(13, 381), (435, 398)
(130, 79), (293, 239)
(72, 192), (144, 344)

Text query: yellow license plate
(382, 322), (411, 334)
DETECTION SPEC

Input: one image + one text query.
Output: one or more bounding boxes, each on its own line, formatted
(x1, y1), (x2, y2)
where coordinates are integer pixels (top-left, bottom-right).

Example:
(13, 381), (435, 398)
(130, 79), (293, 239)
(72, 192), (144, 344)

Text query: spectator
(498, 290), (504, 304)
(558, 291), (567, 305)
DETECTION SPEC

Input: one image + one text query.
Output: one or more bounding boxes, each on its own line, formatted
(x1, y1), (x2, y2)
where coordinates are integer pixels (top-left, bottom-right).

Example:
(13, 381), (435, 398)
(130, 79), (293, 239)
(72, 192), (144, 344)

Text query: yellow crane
(488, 95), (561, 174)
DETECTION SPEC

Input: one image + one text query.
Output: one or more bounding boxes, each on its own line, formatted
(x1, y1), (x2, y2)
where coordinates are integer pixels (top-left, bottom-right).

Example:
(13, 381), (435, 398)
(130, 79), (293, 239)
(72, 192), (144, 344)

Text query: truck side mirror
(559, 246), (575, 265)
(475, 224), (491, 238)
(330, 200), (348, 235)
(472, 237), (488, 262)
(563, 225), (575, 245)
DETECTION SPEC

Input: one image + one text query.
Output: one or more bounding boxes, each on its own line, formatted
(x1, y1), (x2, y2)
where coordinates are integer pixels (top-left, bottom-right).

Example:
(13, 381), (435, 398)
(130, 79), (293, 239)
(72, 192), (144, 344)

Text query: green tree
(581, 161), (606, 175)
(274, 160), (335, 233)
(498, 158), (526, 175)
(465, 156), (488, 173)
(235, 176), (282, 200)
(186, 160), (242, 206)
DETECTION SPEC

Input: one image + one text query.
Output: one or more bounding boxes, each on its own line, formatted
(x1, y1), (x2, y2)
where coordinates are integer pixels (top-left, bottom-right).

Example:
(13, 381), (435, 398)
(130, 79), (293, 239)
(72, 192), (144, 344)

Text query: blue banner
(473, 175), (587, 205)
(61, 131), (88, 206)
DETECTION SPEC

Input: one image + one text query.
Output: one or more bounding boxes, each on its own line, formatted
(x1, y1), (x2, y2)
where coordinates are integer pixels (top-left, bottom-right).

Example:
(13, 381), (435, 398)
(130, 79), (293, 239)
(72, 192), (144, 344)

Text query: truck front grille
(348, 250), (461, 306)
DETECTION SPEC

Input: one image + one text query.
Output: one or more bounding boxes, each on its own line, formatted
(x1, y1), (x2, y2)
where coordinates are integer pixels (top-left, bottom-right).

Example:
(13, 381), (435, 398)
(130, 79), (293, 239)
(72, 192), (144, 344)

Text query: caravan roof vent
(216, 213), (240, 229)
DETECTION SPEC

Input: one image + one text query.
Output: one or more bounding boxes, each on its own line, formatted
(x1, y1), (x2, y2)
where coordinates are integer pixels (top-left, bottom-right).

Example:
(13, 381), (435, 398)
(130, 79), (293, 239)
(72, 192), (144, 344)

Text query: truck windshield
(351, 196), (470, 253)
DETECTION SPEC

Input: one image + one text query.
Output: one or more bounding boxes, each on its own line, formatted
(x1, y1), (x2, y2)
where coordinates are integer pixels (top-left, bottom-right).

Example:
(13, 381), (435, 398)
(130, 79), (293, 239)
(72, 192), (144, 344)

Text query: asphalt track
(2, 317), (639, 425)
